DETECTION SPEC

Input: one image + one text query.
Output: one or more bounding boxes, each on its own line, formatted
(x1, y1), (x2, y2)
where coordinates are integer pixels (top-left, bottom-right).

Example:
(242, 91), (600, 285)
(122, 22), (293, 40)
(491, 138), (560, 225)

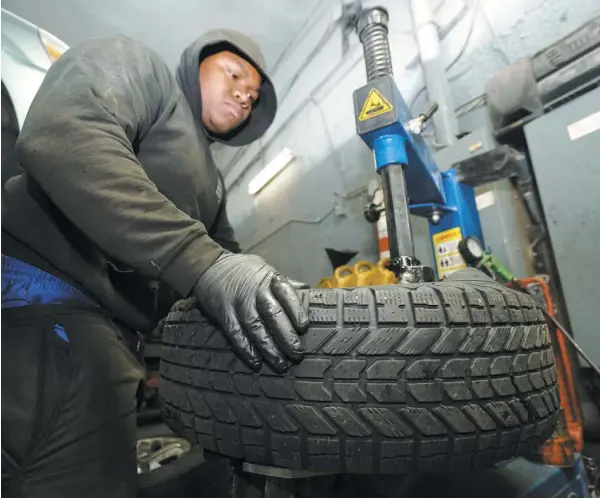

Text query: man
(1, 31), (308, 497)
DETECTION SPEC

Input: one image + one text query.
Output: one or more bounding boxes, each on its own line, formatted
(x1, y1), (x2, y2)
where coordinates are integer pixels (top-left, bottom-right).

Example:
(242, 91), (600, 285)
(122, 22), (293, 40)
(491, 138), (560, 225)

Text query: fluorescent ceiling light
(248, 148), (295, 195)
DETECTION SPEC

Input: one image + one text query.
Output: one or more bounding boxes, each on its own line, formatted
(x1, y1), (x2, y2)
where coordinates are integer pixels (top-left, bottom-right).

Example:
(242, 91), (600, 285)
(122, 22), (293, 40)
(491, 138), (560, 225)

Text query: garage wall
(216, 0), (600, 285)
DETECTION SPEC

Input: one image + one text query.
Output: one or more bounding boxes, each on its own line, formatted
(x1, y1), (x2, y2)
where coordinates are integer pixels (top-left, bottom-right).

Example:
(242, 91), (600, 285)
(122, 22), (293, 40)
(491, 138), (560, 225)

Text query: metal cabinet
(524, 87), (600, 364)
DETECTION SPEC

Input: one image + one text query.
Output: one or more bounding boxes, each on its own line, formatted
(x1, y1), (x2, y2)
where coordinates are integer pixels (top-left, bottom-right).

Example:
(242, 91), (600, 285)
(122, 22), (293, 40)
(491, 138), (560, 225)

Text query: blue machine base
(396, 455), (591, 498)
(407, 169), (484, 278)
(428, 168), (483, 239)
(493, 455), (592, 498)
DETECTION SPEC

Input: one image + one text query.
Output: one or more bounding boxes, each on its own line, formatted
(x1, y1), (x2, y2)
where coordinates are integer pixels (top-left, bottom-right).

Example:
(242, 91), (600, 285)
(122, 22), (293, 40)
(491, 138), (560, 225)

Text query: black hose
(541, 308), (600, 377)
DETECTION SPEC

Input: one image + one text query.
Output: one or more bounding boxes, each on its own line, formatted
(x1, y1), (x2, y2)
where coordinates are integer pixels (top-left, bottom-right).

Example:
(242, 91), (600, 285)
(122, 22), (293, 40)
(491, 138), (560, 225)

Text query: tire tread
(160, 280), (559, 474)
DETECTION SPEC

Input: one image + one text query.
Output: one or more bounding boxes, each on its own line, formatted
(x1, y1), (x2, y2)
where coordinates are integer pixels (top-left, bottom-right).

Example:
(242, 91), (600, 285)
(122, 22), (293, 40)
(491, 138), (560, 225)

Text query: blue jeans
(1, 255), (144, 497)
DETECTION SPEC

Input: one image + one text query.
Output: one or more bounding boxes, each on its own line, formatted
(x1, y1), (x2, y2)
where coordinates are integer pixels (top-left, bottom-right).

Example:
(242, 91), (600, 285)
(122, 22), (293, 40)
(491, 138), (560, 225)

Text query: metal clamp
(388, 256), (435, 283)
(405, 102), (440, 136)
(242, 462), (335, 479)
(233, 463), (338, 498)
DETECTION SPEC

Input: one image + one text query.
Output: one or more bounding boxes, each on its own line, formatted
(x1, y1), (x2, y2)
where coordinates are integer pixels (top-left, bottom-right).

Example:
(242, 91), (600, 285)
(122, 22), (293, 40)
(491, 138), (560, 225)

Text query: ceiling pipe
(409, 0), (459, 147)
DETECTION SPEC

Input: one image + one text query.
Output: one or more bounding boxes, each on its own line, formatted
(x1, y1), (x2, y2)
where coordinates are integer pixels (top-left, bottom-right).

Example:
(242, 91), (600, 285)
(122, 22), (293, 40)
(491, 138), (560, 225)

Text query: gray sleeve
(210, 203), (241, 254)
(15, 37), (223, 296)
(209, 173), (241, 253)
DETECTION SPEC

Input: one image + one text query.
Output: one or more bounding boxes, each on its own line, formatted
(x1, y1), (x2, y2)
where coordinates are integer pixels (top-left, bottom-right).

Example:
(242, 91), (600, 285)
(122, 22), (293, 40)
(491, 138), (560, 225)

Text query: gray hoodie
(1, 32), (277, 333)
(177, 29), (277, 146)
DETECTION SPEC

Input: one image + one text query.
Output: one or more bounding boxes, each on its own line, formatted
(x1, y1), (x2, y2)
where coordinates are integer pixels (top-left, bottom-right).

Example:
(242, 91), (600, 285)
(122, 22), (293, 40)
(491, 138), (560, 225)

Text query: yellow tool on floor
(318, 259), (398, 288)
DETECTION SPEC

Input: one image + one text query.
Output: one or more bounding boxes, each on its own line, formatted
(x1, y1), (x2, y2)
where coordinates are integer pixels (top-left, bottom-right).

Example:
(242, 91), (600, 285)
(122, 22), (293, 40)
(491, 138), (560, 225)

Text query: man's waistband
(2, 255), (96, 309)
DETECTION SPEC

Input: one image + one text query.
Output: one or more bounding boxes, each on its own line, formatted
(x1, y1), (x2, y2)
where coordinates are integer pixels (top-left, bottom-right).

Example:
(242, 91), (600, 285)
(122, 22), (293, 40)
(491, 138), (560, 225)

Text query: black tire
(159, 274), (560, 474)
(137, 423), (231, 498)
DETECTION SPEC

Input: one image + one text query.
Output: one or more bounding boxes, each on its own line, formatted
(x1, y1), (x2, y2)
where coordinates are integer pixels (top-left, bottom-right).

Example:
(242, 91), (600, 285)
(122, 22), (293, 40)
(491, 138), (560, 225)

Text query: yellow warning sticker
(433, 227), (467, 278)
(358, 89), (393, 121)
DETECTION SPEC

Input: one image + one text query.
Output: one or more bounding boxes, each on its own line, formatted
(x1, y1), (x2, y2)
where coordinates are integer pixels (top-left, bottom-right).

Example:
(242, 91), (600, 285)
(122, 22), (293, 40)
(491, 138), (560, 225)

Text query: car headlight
(38, 28), (69, 63)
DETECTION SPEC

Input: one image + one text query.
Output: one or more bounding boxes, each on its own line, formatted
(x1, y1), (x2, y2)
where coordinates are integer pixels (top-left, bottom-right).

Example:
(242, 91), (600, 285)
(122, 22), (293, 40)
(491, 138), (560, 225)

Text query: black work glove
(288, 279), (310, 290)
(193, 252), (309, 372)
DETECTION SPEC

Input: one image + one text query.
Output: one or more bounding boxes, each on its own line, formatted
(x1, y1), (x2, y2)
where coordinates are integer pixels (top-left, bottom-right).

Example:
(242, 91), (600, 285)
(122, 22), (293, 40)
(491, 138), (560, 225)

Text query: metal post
(381, 165), (415, 258)
(409, 0), (459, 146)
(357, 8), (416, 261)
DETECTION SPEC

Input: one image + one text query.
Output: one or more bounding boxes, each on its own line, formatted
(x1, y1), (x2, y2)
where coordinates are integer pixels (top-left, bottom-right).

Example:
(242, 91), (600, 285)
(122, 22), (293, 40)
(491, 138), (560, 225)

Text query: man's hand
(193, 252), (309, 372)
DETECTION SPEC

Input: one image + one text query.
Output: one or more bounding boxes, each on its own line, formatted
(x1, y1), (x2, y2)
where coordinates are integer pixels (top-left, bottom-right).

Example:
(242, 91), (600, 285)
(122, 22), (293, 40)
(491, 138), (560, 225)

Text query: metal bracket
(242, 463), (336, 479)
(233, 463), (338, 498)
(453, 145), (525, 187)
(409, 202), (455, 220)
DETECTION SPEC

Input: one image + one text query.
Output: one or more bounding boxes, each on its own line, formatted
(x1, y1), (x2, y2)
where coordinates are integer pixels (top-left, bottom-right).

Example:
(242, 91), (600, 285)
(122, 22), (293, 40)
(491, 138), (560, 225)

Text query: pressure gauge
(458, 236), (485, 264)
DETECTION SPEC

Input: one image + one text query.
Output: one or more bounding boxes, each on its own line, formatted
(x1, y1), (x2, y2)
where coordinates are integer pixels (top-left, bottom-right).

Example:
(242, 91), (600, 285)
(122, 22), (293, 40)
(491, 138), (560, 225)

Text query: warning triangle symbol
(359, 89), (393, 121)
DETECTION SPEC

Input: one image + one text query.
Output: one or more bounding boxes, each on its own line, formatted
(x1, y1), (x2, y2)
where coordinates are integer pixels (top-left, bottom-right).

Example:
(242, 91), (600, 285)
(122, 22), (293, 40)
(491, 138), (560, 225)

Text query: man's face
(199, 50), (261, 135)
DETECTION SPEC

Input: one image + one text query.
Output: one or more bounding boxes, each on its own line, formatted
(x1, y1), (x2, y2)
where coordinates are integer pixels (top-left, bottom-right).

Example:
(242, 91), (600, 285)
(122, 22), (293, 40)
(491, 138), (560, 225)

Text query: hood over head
(176, 29), (277, 147)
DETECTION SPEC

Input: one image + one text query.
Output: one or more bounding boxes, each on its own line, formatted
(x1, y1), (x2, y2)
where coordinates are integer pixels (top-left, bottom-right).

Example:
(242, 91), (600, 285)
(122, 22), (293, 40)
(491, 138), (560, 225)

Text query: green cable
(479, 254), (518, 283)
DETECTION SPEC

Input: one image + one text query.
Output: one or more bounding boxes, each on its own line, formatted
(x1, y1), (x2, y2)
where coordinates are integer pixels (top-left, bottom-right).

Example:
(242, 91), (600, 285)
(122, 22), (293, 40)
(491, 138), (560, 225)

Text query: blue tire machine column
(353, 8), (484, 281)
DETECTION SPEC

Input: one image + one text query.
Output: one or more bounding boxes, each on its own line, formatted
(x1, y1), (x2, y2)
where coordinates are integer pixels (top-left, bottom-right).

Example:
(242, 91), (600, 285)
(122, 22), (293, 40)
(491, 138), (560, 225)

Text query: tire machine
(352, 8), (482, 284)
(231, 7), (594, 498)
